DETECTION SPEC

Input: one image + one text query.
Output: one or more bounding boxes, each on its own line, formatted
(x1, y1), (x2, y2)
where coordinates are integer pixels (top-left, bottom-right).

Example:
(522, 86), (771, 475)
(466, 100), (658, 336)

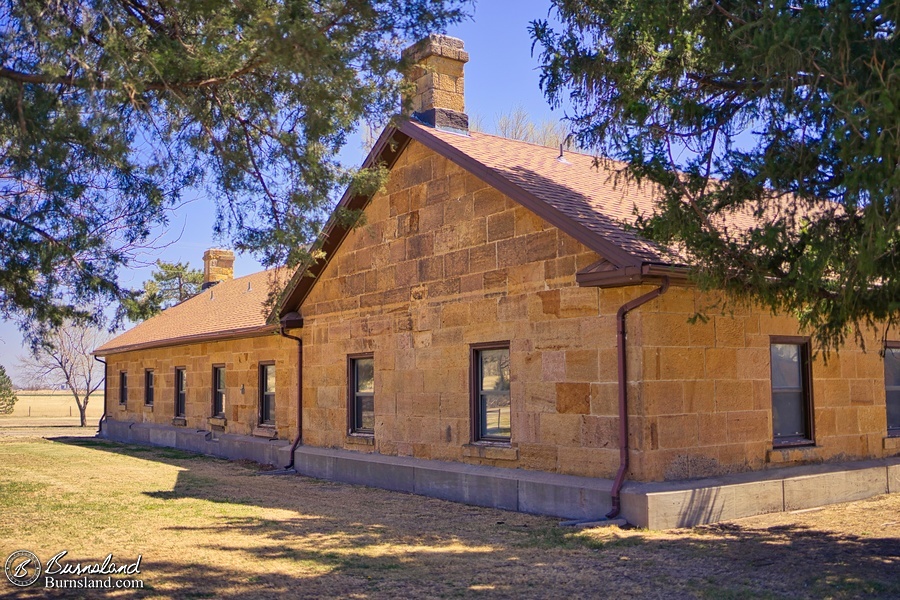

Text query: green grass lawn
(0, 433), (898, 599)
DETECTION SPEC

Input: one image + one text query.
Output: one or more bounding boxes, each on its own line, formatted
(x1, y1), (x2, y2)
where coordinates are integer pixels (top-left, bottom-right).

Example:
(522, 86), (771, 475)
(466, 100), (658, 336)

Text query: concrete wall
(629, 287), (900, 481)
(103, 333), (301, 442)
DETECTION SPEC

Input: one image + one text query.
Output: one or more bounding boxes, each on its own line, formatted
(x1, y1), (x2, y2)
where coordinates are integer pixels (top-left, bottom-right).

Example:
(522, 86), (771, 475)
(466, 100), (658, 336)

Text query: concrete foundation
(103, 418), (292, 467)
(622, 457), (900, 529)
(101, 418), (900, 529)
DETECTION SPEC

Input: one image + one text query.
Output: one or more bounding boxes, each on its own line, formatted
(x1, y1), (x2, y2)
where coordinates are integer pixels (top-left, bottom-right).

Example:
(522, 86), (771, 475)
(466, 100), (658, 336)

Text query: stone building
(96, 35), (899, 528)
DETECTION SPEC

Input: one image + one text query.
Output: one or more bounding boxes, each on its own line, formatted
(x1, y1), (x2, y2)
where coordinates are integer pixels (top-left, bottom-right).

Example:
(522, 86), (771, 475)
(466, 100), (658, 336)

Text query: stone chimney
(402, 34), (469, 132)
(202, 248), (235, 289)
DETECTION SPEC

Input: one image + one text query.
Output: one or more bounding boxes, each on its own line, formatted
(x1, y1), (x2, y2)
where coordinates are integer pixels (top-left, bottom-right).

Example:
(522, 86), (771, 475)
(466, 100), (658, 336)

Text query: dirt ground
(0, 428), (897, 599)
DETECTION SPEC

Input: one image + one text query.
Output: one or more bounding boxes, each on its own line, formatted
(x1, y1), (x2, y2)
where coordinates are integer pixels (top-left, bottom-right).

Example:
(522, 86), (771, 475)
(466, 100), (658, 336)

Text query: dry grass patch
(0, 432), (897, 599)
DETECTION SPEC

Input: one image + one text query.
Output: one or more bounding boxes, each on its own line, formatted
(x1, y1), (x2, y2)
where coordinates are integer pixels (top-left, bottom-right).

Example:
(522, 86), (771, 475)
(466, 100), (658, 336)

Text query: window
(174, 367), (186, 418)
(144, 369), (154, 407)
(259, 363), (275, 425)
(471, 343), (511, 442)
(348, 355), (375, 435)
(119, 372), (128, 405)
(770, 339), (813, 446)
(212, 365), (226, 418)
(884, 346), (900, 436)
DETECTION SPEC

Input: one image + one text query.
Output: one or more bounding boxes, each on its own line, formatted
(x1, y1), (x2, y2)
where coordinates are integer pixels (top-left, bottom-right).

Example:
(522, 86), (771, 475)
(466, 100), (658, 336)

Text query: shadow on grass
(38, 436), (900, 600)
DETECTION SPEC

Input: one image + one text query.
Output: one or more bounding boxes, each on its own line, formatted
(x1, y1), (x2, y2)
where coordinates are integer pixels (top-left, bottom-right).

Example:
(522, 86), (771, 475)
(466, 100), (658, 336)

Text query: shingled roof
(95, 270), (280, 355)
(277, 119), (692, 319)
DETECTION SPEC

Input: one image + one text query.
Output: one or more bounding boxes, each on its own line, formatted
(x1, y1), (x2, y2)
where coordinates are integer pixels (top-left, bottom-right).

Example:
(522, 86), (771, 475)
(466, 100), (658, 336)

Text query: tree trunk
(78, 402), (87, 427)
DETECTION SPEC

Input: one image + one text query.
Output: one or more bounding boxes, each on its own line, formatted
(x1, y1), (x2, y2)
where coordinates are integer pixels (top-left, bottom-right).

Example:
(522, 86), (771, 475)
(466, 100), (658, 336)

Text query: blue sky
(0, 0), (565, 385)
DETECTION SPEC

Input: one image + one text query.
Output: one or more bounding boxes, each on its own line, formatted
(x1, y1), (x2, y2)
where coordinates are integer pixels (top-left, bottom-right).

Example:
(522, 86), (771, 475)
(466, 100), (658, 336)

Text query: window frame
(119, 371), (128, 406)
(769, 336), (814, 447)
(884, 341), (900, 436)
(212, 364), (226, 418)
(470, 341), (512, 444)
(144, 369), (155, 407)
(347, 353), (375, 436)
(258, 361), (276, 426)
(174, 367), (187, 418)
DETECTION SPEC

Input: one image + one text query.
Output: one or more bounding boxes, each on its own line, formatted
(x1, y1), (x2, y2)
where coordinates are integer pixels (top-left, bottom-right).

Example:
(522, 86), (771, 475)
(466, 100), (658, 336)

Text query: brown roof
(278, 120), (692, 317)
(95, 270), (280, 355)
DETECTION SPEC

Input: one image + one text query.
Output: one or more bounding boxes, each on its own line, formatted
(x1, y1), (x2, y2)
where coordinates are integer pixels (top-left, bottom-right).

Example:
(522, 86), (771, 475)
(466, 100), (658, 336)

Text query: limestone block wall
(629, 287), (899, 481)
(103, 333), (300, 442)
(299, 139), (654, 479)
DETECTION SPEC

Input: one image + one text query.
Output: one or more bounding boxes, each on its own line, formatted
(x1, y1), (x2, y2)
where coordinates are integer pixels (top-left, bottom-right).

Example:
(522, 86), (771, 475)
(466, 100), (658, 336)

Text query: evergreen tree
(124, 260), (204, 321)
(0, 365), (17, 415)
(0, 0), (471, 344)
(532, 1), (900, 349)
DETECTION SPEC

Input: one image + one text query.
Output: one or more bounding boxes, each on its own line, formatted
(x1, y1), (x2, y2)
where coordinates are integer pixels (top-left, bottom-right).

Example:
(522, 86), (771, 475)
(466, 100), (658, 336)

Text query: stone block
(556, 383), (591, 415)
(705, 347), (738, 380)
(656, 414), (699, 449)
(540, 413), (582, 446)
(517, 443), (559, 471)
(715, 380), (754, 412)
(698, 412), (728, 446)
(726, 411), (768, 443)
(715, 318), (745, 347)
(652, 347), (704, 380)
(565, 349), (599, 382)
(643, 380), (684, 416)
(581, 415), (618, 447)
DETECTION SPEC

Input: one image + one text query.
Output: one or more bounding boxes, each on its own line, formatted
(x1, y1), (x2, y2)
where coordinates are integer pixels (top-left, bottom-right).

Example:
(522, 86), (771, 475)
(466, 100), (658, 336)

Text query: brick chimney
(202, 248), (235, 289)
(402, 34), (469, 132)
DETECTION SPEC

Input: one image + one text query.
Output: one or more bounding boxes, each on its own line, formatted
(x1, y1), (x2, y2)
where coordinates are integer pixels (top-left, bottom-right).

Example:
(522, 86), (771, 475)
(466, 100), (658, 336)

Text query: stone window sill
(172, 417), (187, 427)
(767, 444), (818, 464)
(346, 435), (375, 447)
(462, 443), (518, 461)
(883, 435), (900, 450)
(252, 426), (278, 439)
(208, 416), (227, 428)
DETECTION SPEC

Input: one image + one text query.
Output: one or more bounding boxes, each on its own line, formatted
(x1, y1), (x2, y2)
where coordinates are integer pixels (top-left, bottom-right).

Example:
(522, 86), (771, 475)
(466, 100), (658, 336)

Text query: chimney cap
(402, 34), (469, 64)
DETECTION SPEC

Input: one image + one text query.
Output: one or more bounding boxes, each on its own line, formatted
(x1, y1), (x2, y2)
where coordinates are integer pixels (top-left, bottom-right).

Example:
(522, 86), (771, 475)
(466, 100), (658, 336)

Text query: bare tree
(18, 323), (108, 427)
(476, 105), (575, 150)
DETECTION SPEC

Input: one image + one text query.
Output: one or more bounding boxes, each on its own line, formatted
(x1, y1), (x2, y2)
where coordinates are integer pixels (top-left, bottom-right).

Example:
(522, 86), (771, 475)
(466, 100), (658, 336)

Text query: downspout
(94, 356), (107, 435)
(606, 277), (670, 519)
(277, 324), (303, 469)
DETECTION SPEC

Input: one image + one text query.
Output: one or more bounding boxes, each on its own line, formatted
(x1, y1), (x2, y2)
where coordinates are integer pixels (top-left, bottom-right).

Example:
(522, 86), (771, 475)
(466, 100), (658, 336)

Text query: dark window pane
(481, 393), (511, 439)
(885, 349), (900, 387)
(887, 390), (900, 431)
(356, 358), (374, 393)
(359, 395), (375, 430)
(773, 390), (806, 438)
(771, 344), (801, 389)
(213, 367), (225, 416)
(264, 365), (275, 393)
(480, 349), (510, 391)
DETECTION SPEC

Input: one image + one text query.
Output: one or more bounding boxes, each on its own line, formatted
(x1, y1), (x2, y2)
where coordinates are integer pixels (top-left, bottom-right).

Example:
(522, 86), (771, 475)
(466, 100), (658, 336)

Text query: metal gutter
(278, 313), (303, 469)
(92, 324), (280, 356)
(94, 356), (107, 434)
(607, 277), (670, 519)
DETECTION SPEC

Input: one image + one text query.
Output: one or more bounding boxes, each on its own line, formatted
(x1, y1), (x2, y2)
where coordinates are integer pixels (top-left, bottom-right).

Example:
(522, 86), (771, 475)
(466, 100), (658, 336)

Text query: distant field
(3, 390), (104, 419)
